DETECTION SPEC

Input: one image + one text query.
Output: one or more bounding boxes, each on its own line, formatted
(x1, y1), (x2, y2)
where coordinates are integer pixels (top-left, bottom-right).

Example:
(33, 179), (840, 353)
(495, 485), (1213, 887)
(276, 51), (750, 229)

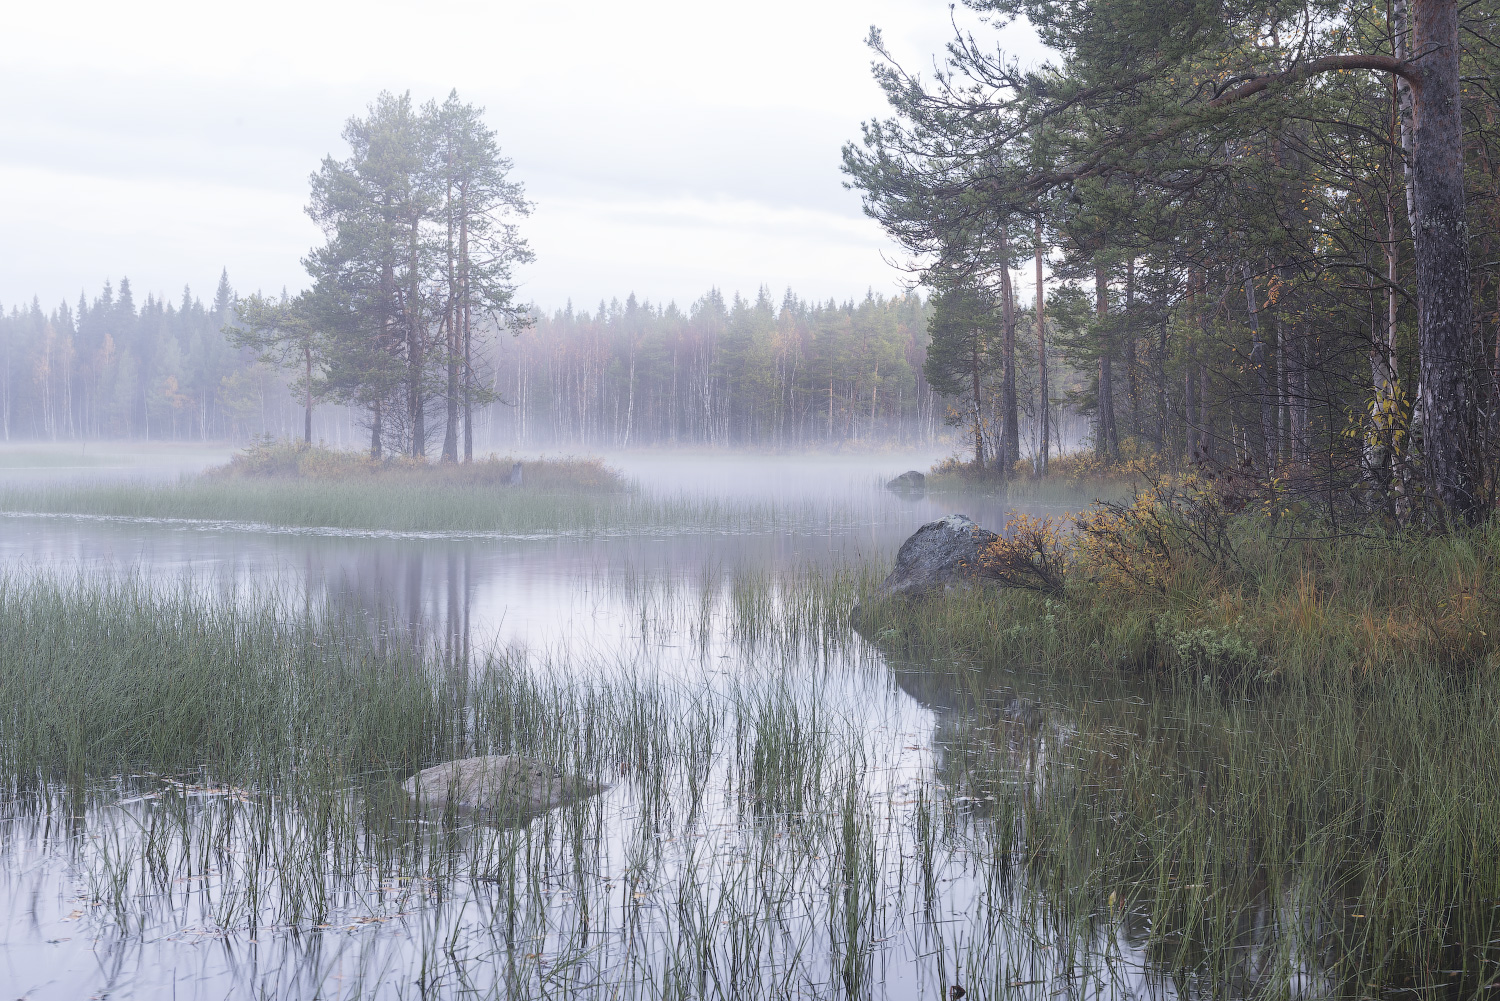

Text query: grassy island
(0, 441), (832, 535)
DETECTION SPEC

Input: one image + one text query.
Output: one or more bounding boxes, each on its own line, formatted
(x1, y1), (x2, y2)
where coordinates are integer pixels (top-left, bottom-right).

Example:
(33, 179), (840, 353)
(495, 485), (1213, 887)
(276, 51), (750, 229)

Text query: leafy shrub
(978, 514), (1069, 595)
(1166, 624), (1262, 685)
(1075, 473), (1244, 593)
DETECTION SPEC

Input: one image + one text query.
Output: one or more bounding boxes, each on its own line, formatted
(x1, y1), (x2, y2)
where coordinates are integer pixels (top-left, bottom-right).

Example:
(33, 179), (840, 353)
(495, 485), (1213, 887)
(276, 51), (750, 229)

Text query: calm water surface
(0, 453), (1014, 663)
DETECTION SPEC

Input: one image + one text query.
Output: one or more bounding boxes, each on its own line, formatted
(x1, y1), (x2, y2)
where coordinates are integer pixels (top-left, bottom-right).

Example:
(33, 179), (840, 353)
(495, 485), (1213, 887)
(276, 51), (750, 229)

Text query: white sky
(2, 0), (1046, 315)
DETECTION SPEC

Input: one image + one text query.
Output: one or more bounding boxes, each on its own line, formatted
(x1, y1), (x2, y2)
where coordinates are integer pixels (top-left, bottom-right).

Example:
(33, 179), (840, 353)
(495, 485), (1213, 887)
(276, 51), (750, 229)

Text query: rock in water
(851, 514), (997, 627)
(403, 755), (603, 817)
(886, 470), (926, 492)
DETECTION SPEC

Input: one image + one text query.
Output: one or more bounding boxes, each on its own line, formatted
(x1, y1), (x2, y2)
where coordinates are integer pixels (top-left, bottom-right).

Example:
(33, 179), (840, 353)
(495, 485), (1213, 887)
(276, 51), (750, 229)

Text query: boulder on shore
(403, 755), (604, 817)
(851, 514), (997, 627)
(886, 470), (927, 492)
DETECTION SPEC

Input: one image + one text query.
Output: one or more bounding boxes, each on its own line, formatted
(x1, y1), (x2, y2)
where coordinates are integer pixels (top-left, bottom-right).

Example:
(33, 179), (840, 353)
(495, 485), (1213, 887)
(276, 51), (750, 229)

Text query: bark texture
(1411, 0), (1480, 520)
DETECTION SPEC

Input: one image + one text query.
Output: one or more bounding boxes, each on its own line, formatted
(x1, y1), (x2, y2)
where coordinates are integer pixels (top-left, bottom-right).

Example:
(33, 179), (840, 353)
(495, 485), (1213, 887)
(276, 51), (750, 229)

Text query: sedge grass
(0, 569), (1117, 998)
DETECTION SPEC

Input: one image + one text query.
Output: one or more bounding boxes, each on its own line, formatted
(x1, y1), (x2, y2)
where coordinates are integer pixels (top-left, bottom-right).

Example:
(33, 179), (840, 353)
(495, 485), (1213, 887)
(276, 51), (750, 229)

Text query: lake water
(0, 449), (1197, 1000)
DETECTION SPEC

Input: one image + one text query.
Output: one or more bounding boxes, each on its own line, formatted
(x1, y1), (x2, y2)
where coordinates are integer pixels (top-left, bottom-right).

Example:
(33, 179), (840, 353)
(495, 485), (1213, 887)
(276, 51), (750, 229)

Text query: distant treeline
(0, 277), (1031, 450)
(0, 274), (246, 442)
(489, 289), (945, 449)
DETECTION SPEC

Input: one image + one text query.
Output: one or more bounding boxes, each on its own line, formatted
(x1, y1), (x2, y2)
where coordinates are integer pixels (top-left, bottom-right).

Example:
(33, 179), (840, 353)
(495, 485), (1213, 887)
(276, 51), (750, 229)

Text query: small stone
(402, 755), (604, 817)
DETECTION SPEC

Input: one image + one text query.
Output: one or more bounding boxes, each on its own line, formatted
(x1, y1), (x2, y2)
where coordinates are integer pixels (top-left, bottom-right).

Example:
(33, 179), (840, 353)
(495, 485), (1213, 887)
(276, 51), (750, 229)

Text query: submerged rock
(886, 469), (927, 492)
(403, 755), (604, 817)
(851, 514), (997, 627)
(981, 691), (1043, 730)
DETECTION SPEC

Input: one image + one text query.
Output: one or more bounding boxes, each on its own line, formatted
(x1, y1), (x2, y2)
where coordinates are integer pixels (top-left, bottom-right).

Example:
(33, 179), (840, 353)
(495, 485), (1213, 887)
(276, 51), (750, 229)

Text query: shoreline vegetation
(1, 437), (1496, 989)
(920, 448), (1148, 506)
(867, 455), (1500, 688)
(853, 468), (1500, 993)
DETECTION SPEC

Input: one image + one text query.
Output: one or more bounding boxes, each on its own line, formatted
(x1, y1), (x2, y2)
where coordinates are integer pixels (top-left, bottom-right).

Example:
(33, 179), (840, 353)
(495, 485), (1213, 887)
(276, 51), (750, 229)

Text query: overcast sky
(3, 0), (1045, 315)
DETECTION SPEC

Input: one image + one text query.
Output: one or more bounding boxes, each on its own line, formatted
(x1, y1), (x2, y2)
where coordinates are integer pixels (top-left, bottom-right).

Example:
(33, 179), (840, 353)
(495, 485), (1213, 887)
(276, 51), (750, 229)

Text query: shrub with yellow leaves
(978, 513), (1070, 596)
(1074, 473), (1243, 594)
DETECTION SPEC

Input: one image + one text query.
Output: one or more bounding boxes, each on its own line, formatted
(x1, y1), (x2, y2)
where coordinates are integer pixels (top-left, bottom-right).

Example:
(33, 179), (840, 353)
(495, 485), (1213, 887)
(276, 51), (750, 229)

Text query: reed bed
(0, 572), (970, 998)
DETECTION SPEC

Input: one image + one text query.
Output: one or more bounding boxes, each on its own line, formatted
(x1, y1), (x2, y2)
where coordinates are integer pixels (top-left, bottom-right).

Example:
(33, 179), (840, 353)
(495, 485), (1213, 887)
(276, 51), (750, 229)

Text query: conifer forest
(843, 0), (1500, 524)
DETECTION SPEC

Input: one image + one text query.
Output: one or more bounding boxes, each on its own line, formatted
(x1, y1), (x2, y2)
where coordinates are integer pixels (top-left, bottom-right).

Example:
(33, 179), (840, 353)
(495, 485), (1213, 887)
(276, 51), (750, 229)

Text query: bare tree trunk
(1157, 311), (1170, 452)
(461, 208), (474, 462)
(442, 179), (459, 462)
(1410, 0), (1480, 519)
(1199, 354), (1213, 463)
(408, 209), (425, 459)
(1300, 334), (1312, 466)
(371, 399), (383, 459)
(304, 344), (313, 444)
(1395, 0), (1419, 239)
(999, 223), (1020, 475)
(1095, 260), (1118, 461)
(1126, 258), (1139, 440)
(1035, 217), (1049, 475)
(1385, 66), (1404, 399)
(1277, 315), (1289, 462)
(1243, 261), (1274, 471)
(971, 336), (986, 468)
(622, 352), (636, 447)
(1186, 325), (1200, 461)
(441, 311), (458, 460)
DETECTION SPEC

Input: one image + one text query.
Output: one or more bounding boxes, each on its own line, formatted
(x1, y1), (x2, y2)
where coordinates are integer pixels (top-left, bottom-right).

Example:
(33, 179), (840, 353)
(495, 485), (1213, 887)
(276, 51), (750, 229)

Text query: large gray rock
(403, 755), (604, 817)
(851, 514), (998, 626)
